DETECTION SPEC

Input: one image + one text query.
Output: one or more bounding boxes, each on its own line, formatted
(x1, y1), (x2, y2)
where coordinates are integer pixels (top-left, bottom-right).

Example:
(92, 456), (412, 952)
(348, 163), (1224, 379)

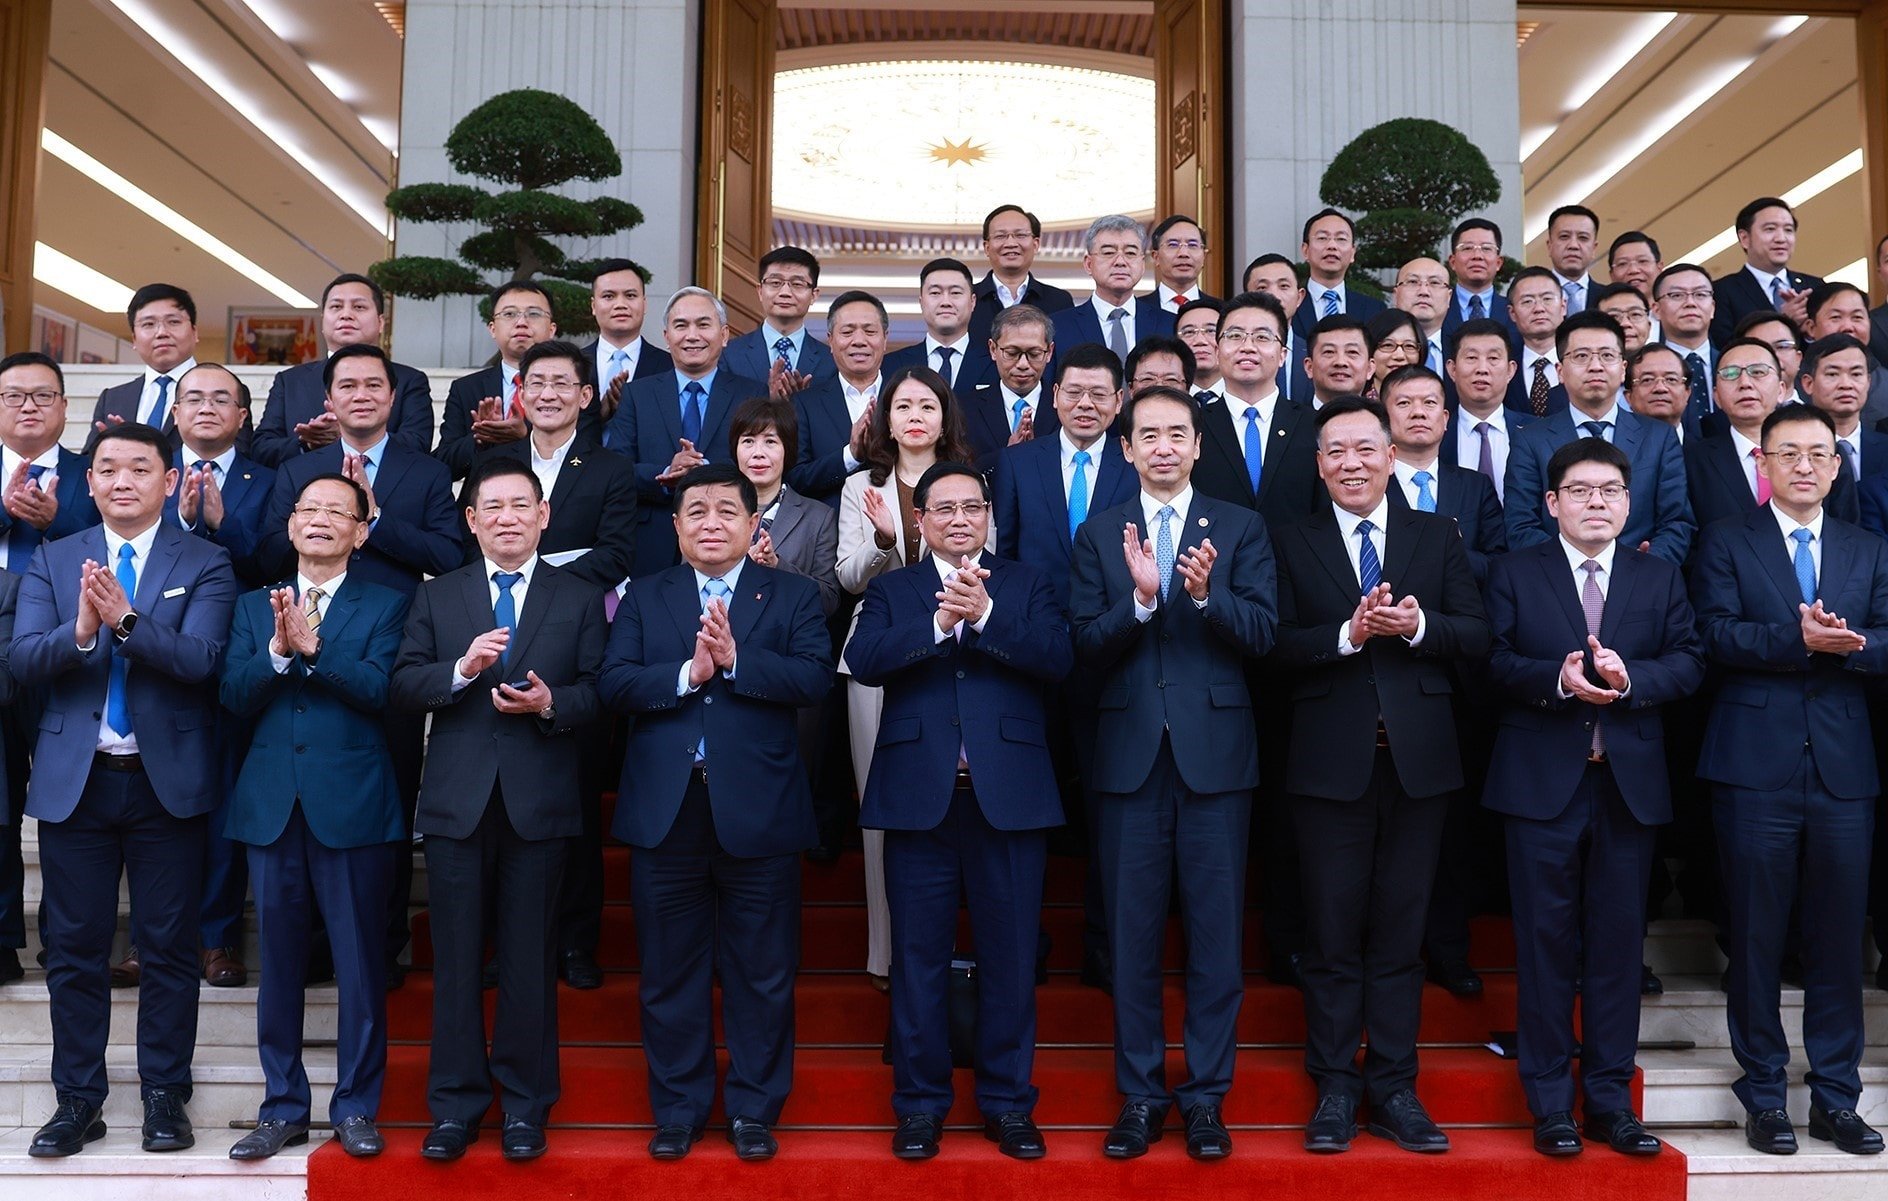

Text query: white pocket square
(162, 586), (186, 599)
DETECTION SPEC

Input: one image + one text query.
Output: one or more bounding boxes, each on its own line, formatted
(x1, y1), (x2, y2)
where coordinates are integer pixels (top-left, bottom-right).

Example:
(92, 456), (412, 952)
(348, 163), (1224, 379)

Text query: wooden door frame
(0, 0), (52, 356)
(695, 0), (775, 332)
(1154, 0), (1231, 295)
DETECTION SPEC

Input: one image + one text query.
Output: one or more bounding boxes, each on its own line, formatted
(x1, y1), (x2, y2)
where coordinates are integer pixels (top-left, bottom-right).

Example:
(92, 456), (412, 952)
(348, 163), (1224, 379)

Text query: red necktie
(509, 375), (523, 419)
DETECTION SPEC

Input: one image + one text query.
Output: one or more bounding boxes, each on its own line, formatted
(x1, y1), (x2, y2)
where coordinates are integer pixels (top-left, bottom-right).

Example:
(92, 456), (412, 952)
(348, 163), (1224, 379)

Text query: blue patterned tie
(1791, 529), (1816, 605)
(1770, 276), (1785, 307)
(1685, 352), (1709, 417)
(1242, 406), (1264, 495)
(1321, 289), (1339, 318)
(1155, 505), (1175, 602)
(1413, 471), (1436, 512)
(1563, 280), (1581, 313)
(5, 464), (48, 572)
(1467, 293), (1485, 321)
(1355, 518), (1382, 596)
(607, 348), (630, 387)
(696, 578), (732, 759)
(106, 542), (137, 736)
(1580, 420), (1612, 444)
(493, 571), (521, 671)
(148, 375), (174, 429)
(681, 380), (705, 446)
(773, 336), (794, 370)
(1067, 450), (1090, 539)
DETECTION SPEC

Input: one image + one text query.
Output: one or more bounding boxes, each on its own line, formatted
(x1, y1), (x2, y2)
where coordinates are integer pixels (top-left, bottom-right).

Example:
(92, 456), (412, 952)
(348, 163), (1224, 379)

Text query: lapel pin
(570, 457), (583, 466)
(754, 592), (762, 601)
(1198, 517), (1209, 527)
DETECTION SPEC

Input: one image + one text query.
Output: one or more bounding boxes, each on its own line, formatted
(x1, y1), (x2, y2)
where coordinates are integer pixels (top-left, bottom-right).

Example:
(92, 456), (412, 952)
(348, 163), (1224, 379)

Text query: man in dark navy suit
(884, 259), (991, 392)
(722, 246), (836, 387)
(1441, 318), (1532, 505)
(14, 422), (239, 1158)
(962, 304), (1057, 463)
(601, 464), (831, 1162)
(1506, 268), (1571, 417)
(1149, 215), (1220, 313)
(1655, 263), (1721, 422)
(1443, 218), (1517, 342)
(1693, 404), (1888, 1157)
(251, 275), (434, 468)
(436, 281), (565, 480)
(1807, 334), (1888, 528)
(1049, 215), (1176, 378)
(1484, 437), (1703, 1158)
(1684, 339), (1786, 531)
(1071, 386), (1276, 1161)
(1544, 205), (1601, 316)
(968, 204), (1074, 349)
(1241, 256), (1315, 403)
(1295, 208), (1386, 341)
(788, 290), (887, 505)
(86, 284), (256, 455)
(220, 473), (408, 1160)
(1303, 314), (1375, 410)
(582, 258), (674, 421)
(1710, 198), (1823, 348)
(848, 462), (1073, 1161)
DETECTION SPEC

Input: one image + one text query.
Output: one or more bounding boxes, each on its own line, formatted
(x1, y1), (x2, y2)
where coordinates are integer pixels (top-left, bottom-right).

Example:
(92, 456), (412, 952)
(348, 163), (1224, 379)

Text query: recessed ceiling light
(1674, 149), (1863, 265)
(43, 130), (317, 308)
(34, 242), (135, 315)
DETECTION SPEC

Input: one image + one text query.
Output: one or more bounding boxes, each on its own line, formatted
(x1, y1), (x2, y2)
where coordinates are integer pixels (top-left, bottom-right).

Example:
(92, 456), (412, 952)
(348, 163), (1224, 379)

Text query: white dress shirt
(270, 572), (347, 673)
(1664, 337), (1715, 405)
(93, 519), (163, 752)
(1453, 407), (1510, 501)
(931, 550), (994, 641)
(678, 557), (747, 694)
(595, 336), (642, 389)
(1745, 263), (1792, 305)
(1156, 283), (1202, 311)
(1059, 429), (1107, 509)
(924, 334), (972, 387)
(1559, 535), (1616, 601)
(1001, 384), (1043, 432)
(1306, 280), (1347, 315)
(1520, 347), (1560, 392)
(1728, 426), (1764, 500)
(1, 443), (60, 491)
(452, 554), (541, 690)
(1131, 486), (1205, 620)
(1227, 387), (1279, 469)
(1773, 505), (1824, 582)
(1332, 498), (1427, 653)
(139, 359), (198, 425)
(1392, 457), (1443, 510)
(174, 443), (238, 531)
(1088, 293), (1138, 334)
(1568, 401), (1625, 443)
(529, 427), (579, 498)
(838, 373), (881, 473)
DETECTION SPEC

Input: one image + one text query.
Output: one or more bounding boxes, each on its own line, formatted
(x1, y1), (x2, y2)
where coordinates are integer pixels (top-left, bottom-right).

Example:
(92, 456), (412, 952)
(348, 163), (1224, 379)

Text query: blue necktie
(1067, 449), (1091, 539)
(148, 375), (174, 429)
(493, 571), (521, 671)
(1321, 290), (1339, 318)
(1467, 293), (1486, 321)
(1413, 470), (1436, 512)
(1770, 276), (1785, 307)
(1563, 280), (1581, 313)
(193, 459), (213, 517)
(1355, 518), (1382, 596)
(607, 347), (630, 386)
(934, 346), (958, 384)
(1792, 529), (1816, 605)
(5, 464), (48, 572)
(1154, 506), (1175, 602)
(773, 336), (794, 370)
(1241, 405), (1264, 495)
(1580, 420), (1612, 444)
(1012, 398), (1028, 433)
(681, 380), (705, 446)
(696, 578), (732, 759)
(106, 542), (137, 737)
(1685, 352), (1709, 416)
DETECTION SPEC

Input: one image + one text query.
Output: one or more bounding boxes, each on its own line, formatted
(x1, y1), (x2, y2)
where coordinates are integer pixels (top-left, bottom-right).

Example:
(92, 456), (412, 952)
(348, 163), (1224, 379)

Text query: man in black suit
(883, 259), (989, 391)
(968, 204), (1074, 350)
(1070, 386), (1277, 1161)
(391, 457), (607, 1162)
(1305, 314), (1373, 410)
(252, 274), (434, 468)
(1544, 204), (1601, 316)
(1296, 208), (1386, 340)
(962, 304), (1056, 463)
(1804, 284), (1888, 425)
(1685, 339), (1785, 531)
(1149, 215), (1219, 313)
(436, 280), (561, 480)
(1269, 397), (1491, 1156)
(1508, 268), (1570, 418)
(1441, 318), (1529, 501)
(1655, 263), (1722, 421)
(1189, 292), (1321, 530)
(583, 258), (674, 427)
(1608, 232), (1664, 308)
(1808, 334), (1888, 528)
(1710, 198), (1823, 347)
(1484, 437), (1703, 1158)
(1242, 256), (1314, 403)
(86, 284), (199, 453)
(1623, 344), (1692, 444)
(723, 247), (836, 386)
(1049, 215), (1175, 376)
(1443, 219), (1516, 340)
(1692, 404), (1888, 1157)
(788, 290), (887, 506)
(1176, 298), (1226, 402)
(601, 464), (832, 1161)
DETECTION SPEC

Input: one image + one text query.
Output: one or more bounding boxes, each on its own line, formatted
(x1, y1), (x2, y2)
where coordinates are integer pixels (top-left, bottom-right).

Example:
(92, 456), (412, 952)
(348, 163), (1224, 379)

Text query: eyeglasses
(1376, 340), (1422, 357)
(1632, 373), (1687, 389)
(493, 307), (550, 322)
(0, 389), (62, 408)
(995, 345), (1049, 363)
(521, 378), (583, 395)
(290, 503), (362, 523)
(1716, 363), (1777, 383)
(1158, 238), (1204, 252)
(1219, 329), (1283, 347)
(1656, 288), (1713, 303)
(1556, 483), (1628, 503)
(133, 315), (191, 334)
(1059, 386), (1119, 404)
(1397, 277), (1449, 291)
(921, 501), (990, 519)
(760, 276), (814, 294)
(1602, 307), (1649, 323)
(178, 394), (240, 409)
(986, 230), (1035, 244)
(1306, 232), (1354, 247)
(1764, 449), (1838, 469)
(1129, 375), (1185, 390)
(1453, 242), (1500, 255)
(1564, 350), (1623, 368)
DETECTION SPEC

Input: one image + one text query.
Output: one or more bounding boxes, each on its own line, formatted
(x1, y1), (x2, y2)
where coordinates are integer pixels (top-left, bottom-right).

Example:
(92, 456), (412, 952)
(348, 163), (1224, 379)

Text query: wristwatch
(539, 702), (556, 721)
(114, 611), (138, 638)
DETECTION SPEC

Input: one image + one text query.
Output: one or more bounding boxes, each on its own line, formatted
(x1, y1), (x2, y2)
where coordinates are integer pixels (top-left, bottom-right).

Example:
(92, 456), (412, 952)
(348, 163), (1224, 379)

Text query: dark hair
(1588, 282), (1648, 310)
(1801, 333), (1871, 378)
(1241, 252), (1296, 290)
(827, 289), (888, 328)
(1607, 230), (1661, 266)
(1365, 308), (1422, 354)
(1733, 308), (1805, 346)
(127, 283), (196, 328)
(468, 455), (543, 504)
(1301, 207), (1355, 244)
(1547, 204), (1600, 236)
(1451, 217), (1503, 252)
(759, 246), (821, 286)
(1125, 335), (1196, 388)
(1625, 343), (1688, 390)
(1506, 264), (1560, 298)
(1150, 214), (1206, 247)
(489, 279), (551, 312)
(322, 343), (394, 391)
(863, 366), (974, 487)
(177, 361), (253, 411)
(1546, 437), (1632, 490)
(1175, 296), (1225, 327)
(982, 204), (1041, 240)
(1312, 396), (1391, 441)
(728, 395), (800, 468)
(1380, 364), (1444, 406)
(1554, 309), (1626, 358)
(1446, 317), (1514, 361)
(1735, 197), (1794, 234)
(321, 273), (385, 314)
(919, 257), (974, 287)
(1220, 290), (1288, 339)
(1057, 341), (1124, 391)
(1121, 385), (1201, 436)
(1651, 262), (1710, 300)
(297, 471), (371, 519)
(1805, 281), (1869, 324)
(672, 462), (757, 514)
(517, 338), (592, 389)
(913, 461), (990, 509)
(92, 421), (171, 460)
(1307, 313), (1369, 354)
(588, 258), (645, 287)
(1761, 402), (1836, 446)
(989, 302), (1052, 344)
(1720, 335), (1781, 372)
(0, 350), (64, 392)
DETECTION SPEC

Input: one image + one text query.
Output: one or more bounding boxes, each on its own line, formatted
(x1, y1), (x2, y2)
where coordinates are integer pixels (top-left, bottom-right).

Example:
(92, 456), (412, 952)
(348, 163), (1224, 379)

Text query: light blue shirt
(1454, 284), (1496, 320)
(761, 322), (807, 369)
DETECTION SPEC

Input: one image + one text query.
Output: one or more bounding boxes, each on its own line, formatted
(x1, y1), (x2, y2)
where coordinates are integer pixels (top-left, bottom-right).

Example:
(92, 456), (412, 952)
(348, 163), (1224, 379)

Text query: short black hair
(589, 257), (646, 286)
(1733, 309), (1804, 346)
(323, 343), (394, 392)
(0, 350), (64, 392)
(1625, 343), (1688, 389)
(1301, 207), (1356, 244)
(672, 462), (757, 514)
(1312, 396), (1391, 441)
(1451, 217), (1503, 252)
(913, 461), (990, 509)
(1801, 333), (1870, 378)
(321, 273), (385, 314)
(1220, 290), (1288, 339)
(1506, 264), (1560, 298)
(982, 204), (1041, 240)
(1241, 252), (1296, 290)
(517, 338), (592, 389)
(1547, 204), (1600, 236)
(1554, 309), (1626, 359)
(1056, 342), (1124, 391)
(1651, 262), (1711, 300)
(1307, 312), (1369, 354)
(1546, 437), (1632, 490)
(1735, 197), (1794, 234)
(759, 246), (821, 285)
(92, 421), (172, 461)
(1607, 230), (1661, 266)
(127, 283), (196, 328)
(1588, 282), (1648, 309)
(297, 471), (371, 520)
(489, 280), (552, 314)
(1124, 335), (1196, 389)
(1805, 281), (1869, 323)
(1719, 335), (1780, 372)
(468, 455), (543, 504)
(827, 289), (888, 328)
(729, 395), (800, 467)
(1175, 296), (1224, 327)
(1446, 317), (1514, 361)
(1761, 402), (1836, 446)
(918, 257), (974, 287)
(1380, 364), (1443, 406)
(1121, 385), (1201, 436)
(1150, 214), (1206, 246)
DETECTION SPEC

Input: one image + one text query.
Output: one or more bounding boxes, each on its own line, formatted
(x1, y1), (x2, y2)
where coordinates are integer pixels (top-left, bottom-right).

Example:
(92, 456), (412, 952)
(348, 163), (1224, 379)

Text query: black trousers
(555, 722), (620, 956)
(1294, 750), (1449, 1106)
(424, 793), (566, 1125)
(383, 712), (425, 960)
(39, 762), (206, 1105)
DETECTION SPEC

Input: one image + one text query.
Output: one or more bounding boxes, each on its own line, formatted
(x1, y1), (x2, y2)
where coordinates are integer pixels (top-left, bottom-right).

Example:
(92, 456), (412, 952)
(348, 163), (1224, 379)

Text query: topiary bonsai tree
(370, 88), (647, 336)
(1318, 117), (1502, 279)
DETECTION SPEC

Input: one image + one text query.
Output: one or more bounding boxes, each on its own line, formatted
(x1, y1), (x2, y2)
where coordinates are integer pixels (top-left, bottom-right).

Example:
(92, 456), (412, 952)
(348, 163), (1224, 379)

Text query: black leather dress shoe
(1305, 1093), (1357, 1153)
(1532, 1111), (1582, 1157)
(1102, 1100), (1163, 1158)
(0, 948), (23, 984)
(1808, 1105), (1884, 1155)
(1744, 1108), (1797, 1155)
(142, 1088), (194, 1152)
(1585, 1109), (1661, 1156)
(229, 1120), (308, 1160)
(559, 950), (603, 991)
(501, 1114), (547, 1160)
(983, 1112), (1045, 1160)
(891, 1114), (941, 1160)
(1184, 1104), (1232, 1160)
(649, 1123), (703, 1160)
(804, 841), (842, 866)
(1367, 1090), (1449, 1153)
(333, 1115), (384, 1157)
(1079, 949), (1112, 994)
(1266, 952), (1305, 989)
(1426, 960), (1483, 997)
(1640, 964), (1664, 996)
(420, 1119), (479, 1161)
(727, 1116), (778, 1161)
(28, 1099), (105, 1158)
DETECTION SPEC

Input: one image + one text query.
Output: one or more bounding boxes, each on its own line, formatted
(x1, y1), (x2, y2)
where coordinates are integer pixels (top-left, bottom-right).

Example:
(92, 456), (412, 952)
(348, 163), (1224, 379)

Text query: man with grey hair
(605, 286), (765, 576)
(964, 303), (1059, 458)
(1050, 215), (1175, 379)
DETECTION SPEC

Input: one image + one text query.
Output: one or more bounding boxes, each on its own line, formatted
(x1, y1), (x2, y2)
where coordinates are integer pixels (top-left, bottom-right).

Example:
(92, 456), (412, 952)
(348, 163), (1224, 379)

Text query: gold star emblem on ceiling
(927, 137), (987, 167)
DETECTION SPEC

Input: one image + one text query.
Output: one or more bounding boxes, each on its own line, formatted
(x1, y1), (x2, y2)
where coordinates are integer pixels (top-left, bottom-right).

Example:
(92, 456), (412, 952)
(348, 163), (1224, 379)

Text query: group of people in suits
(2, 185), (1887, 1170)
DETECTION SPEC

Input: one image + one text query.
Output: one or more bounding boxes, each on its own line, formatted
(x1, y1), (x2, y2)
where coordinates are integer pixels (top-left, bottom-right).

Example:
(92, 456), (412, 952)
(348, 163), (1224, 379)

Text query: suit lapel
(1596, 547), (1638, 644)
(505, 566), (554, 669)
(1707, 436), (1755, 505)
(1540, 544), (1592, 643)
(767, 489), (809, 553)
(1032, 441), (1072, 548)
(1306, 509), (1359, 599)
(664, 567), (705, 649)
(1383, 507), (1422, 591)
(1745, 508), (1807, 611)
(1816, 519), (1857, 608)
(546, 443), (589, 513)
(657, 375), (686, 448)
(700, 375), (736, 451)
(132, 526), (185, 610)
(317, 574), (364, 644)
(729, 564), (771, 646)
(1612, 409), (1646, 458)
(370, 446), (413, 507)
(1199, 401), (1251, 500)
